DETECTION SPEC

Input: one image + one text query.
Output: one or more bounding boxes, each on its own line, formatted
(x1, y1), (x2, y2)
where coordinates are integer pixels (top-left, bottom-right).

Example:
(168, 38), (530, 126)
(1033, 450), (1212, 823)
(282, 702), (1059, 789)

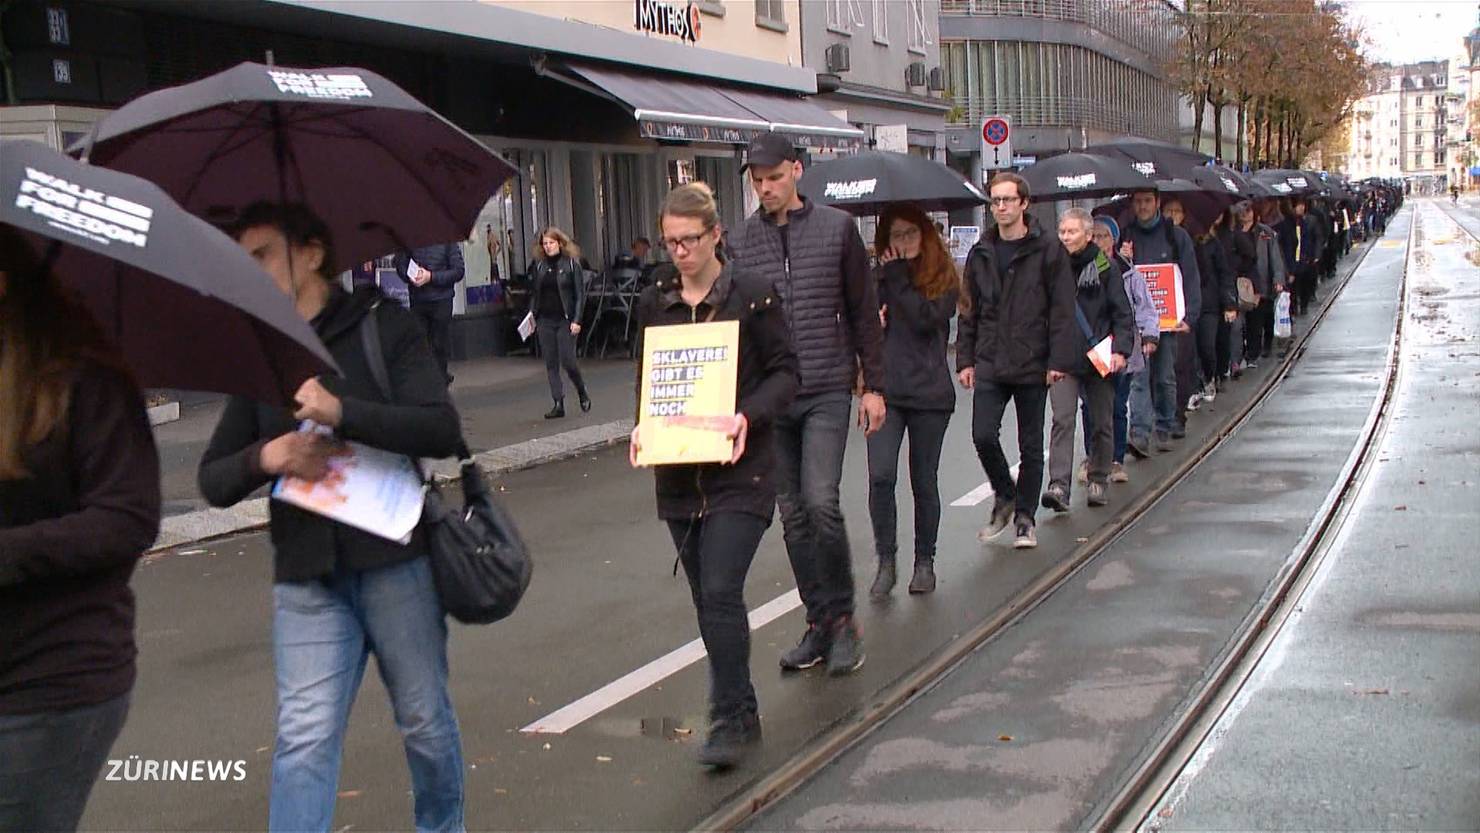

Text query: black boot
(544, 399), (565, 419)
(868, 557), (896, 600)
(578, 389), (592, 413)
(908, 558), (936, 594)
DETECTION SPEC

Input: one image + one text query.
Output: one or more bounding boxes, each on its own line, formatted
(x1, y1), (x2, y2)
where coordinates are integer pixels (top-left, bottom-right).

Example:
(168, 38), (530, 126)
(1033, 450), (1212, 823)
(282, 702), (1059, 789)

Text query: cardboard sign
(636, 320), (740, 466)
(1139, 263), (1186, 332)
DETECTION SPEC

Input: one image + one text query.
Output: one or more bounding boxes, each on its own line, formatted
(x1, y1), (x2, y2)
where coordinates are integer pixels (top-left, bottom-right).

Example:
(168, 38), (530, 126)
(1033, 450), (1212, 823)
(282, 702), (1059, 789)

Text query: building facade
(1345, 61), (1451, 183)
(1449, 19), (1480, 190)
(0, 0), (859, 358)
(797, 0), (948, 158)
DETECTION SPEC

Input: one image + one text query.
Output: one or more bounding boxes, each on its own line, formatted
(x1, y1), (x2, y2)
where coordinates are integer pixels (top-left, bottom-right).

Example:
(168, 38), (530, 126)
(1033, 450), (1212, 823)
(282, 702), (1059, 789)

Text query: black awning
(559, 63), (862, 150)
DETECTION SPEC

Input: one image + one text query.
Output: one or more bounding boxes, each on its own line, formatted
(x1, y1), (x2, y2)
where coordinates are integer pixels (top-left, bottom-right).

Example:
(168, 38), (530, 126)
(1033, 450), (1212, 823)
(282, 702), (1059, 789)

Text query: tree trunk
(1192, 86), (1208, 153)
(1262, 105), (1274, 168)
(1236, 99), (1247, 170)
(1212, 97), (1225, 162)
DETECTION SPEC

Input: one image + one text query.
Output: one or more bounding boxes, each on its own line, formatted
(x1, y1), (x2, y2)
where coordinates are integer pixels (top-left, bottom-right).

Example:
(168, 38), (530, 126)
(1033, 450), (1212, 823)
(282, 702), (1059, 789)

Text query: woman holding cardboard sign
(629, 183), (797, 771)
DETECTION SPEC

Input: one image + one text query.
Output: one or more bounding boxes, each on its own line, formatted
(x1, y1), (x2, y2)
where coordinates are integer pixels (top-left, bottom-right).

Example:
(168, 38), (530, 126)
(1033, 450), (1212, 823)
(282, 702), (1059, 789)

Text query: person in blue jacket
(396, 242), (466, 386)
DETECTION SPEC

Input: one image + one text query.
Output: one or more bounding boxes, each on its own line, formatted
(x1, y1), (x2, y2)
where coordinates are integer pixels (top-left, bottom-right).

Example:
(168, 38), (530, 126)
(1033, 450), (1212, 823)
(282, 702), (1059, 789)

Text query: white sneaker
(1186, 394), (1203, 411)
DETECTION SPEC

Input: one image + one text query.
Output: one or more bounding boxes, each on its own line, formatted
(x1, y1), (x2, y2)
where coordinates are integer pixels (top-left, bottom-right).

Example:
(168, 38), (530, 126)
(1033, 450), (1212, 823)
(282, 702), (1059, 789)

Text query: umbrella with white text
(798, 151), (987, 215)
(1021, 153), (1155, 201)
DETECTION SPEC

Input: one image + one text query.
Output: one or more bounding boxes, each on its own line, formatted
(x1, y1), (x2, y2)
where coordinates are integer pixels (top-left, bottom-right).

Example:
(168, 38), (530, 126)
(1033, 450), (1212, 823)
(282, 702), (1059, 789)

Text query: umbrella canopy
(76, 62), (518, 268)
(1251, 169), (1302, 197)
(1021, 153), (1155, 201)
(3, 140), (336, 405)
(798, 151), (986, 215)
(1093, 177), (1237, 238)
(1081, 137), (1213, 181)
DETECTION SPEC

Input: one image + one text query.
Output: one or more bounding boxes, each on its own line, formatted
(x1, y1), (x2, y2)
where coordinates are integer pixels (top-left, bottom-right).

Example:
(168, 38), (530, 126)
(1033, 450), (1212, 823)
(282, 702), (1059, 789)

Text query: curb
(148, 419), (634, 554)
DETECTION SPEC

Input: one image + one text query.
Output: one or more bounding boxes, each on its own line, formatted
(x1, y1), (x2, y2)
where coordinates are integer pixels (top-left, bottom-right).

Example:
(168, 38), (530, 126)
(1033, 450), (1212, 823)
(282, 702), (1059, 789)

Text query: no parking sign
(976, 115), (1012, 170)
(981, 115), (1013, 171)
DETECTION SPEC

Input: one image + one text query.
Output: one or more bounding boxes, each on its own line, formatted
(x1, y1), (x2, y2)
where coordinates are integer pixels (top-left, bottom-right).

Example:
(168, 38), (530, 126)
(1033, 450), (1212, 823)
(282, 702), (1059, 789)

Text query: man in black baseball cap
(739, 132), (800, 174)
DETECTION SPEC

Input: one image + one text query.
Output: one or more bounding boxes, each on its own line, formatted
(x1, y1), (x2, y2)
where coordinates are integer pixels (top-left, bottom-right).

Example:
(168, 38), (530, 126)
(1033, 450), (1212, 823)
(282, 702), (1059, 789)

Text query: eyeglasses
(989, 196), (1023, 206)
(660, 230), (713, 253)
(888, 227), (922, 241)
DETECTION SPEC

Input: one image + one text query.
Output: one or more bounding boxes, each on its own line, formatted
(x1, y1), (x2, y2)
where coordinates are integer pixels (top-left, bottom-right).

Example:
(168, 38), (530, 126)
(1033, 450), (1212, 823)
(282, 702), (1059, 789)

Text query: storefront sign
(640, 120), (763, 145)
(634, 0), (701, 43)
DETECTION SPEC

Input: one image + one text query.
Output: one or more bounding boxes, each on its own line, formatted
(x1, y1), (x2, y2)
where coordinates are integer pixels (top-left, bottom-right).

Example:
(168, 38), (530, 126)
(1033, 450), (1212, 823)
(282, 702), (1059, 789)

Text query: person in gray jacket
(1043, 208), (1133, 513)
(1119, 189), (1200, 456)
(731, 133), (886, 677)
(1225, 201), (1287, 367)
(864, 204), (959, 599)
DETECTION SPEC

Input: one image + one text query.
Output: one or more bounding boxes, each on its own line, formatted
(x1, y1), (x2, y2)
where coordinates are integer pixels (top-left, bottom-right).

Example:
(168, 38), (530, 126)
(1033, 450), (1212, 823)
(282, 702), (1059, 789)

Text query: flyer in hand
(271, 422), (425, 543)
(1138, 263), (1186, 332)
(636, 320), (740, 466)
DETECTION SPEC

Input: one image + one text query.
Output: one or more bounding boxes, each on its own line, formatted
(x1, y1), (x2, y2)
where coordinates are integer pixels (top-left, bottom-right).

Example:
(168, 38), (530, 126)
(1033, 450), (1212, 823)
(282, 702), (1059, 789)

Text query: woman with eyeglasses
(629, 183), (797, 770)
(865, 205), (959, 598)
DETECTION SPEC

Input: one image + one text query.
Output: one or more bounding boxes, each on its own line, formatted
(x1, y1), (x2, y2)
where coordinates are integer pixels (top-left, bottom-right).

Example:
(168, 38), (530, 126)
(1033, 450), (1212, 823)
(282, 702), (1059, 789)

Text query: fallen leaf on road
(337, 790), (361, 799)
(1076, 537), (1089, 543)
(1394, 505), (1408, 511)
(1353, 688), (1390, 696)
(495, 788), (509, 795)
(527, 696), (539, 705)
(542, 743), (552, 750)
(998, 735), (1013, 742)
(1159, 807), (1175, 818)
(673, 727), (693, 736)
(596, 756), (613, 763)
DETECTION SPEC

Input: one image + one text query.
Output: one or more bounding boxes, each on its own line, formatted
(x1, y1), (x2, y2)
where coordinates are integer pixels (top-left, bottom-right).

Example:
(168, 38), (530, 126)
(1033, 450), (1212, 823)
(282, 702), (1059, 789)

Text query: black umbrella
(1081, 137), (1213, 181)
(1251, 169), (1302, 197)
(798, 151), (986, 215)
(75, 62), (517, 267)
(3, 140), (336, 405)
(1093, 177), (1235, 237)
(1021, 153), (1155, 201)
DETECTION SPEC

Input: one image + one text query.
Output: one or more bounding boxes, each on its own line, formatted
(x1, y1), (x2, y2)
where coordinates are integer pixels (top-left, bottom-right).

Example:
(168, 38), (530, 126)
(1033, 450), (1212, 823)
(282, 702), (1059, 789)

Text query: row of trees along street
(1167, 0), (1370, 169)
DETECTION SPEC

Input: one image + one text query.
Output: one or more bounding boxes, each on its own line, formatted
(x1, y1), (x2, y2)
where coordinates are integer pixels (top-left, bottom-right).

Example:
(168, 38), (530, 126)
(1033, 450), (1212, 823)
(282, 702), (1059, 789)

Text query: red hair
(874, 204), (957, 301)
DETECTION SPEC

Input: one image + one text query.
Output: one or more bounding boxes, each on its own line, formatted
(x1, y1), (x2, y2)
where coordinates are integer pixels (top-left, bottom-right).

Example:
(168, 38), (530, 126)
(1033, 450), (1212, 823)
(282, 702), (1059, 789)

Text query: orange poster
(1138, 263), (1186, 332)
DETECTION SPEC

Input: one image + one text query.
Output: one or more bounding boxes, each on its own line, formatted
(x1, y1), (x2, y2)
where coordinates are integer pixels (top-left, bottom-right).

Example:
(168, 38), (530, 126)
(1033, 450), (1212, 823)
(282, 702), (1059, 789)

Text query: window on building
(906, 0), (929, 53)
(826, 0), (847, 32)
(755, 0), (786, 30)
(872, 0), (888, 43)
(1416, 96), (1423, 106)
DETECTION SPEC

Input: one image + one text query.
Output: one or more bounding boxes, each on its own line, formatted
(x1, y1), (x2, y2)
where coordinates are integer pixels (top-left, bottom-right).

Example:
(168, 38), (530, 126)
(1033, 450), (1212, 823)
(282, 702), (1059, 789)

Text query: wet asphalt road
(84, 230), (1385, 832)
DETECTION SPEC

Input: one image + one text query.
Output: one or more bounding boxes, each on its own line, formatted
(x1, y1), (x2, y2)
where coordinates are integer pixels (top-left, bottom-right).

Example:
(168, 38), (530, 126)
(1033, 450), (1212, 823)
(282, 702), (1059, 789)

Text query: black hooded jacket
(875, 258), (958, 411)
(955, 215), (1080, 385)
(198, 286), (462, 583)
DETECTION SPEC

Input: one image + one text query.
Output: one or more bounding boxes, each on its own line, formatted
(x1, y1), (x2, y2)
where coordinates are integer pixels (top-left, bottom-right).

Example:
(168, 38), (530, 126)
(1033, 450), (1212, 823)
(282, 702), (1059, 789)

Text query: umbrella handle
(77, 120), (101, 163)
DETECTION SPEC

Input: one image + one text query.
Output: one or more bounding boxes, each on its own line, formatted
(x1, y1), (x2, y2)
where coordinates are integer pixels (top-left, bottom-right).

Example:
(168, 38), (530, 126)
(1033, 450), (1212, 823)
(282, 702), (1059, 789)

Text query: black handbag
(359, 302), (532, 624)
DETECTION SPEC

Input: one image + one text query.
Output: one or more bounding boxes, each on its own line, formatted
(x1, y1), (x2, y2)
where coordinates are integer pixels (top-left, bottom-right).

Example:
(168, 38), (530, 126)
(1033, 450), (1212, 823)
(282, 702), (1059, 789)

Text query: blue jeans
(1130, 335), (1178, 437)
(775, 391), (856, 626)
(270, 557), (464, 833)
(0, 693), (130, 832)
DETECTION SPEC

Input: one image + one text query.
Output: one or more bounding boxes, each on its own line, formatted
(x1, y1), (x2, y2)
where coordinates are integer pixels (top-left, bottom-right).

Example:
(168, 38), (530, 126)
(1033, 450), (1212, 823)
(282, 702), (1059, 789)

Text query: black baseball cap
(740, 133), (800, 173)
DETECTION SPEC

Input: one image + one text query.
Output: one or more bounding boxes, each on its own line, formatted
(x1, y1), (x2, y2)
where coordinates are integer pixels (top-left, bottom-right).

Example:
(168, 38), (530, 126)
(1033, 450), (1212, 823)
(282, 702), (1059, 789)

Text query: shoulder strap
(358, 301), (393, 403)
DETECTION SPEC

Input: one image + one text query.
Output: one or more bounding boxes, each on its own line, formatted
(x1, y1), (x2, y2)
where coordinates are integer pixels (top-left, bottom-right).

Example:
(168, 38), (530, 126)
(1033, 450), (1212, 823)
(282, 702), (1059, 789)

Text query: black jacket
(1122, 215), (1202, 330)
(1195, 235), (1238, 315)
(635, 263), (798, 522)
(396, 243), (465, 306)
(198, 287), (462, 583)
(955, 215), (1080, 385)
(1, 361), (160, 714)
(876, 259), (958, 411)
(527, 254), (585, 323)
(1065, 243), (1135, 377)
(1277, 214), (1321, 272)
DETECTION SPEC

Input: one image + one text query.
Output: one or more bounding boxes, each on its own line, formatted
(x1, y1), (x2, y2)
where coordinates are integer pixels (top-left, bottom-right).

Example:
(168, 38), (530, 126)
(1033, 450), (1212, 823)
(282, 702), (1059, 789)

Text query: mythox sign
(635, 0), (701, 43)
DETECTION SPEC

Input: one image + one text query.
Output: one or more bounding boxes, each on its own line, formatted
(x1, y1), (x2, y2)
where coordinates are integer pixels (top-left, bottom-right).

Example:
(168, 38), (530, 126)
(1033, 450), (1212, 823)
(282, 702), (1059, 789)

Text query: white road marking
(950, 462), (1020, 507)
(521, 589), (803, 735)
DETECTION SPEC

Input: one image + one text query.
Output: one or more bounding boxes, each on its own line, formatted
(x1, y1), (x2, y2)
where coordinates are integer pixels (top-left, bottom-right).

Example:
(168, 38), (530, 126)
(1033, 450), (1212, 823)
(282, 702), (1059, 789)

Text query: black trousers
(971, 380), (1048, 525)
(411, 302), (454, 384)
(667, 513), (768, 722)
(536, 317), (586, 402)
(866, 406), (952, 562)
(1292, 267), (1317, 316)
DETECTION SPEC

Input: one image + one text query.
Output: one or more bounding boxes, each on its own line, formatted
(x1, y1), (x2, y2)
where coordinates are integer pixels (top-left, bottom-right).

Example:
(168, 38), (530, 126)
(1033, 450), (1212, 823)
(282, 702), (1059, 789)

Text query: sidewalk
(149, 353), (637, 550)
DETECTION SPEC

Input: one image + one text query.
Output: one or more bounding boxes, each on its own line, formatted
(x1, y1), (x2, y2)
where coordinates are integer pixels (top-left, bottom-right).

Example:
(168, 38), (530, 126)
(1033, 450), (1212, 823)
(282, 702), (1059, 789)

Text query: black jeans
(0, 693), (130, 832)
(535, 317), (586, 402)
(775, 392), (855, 626)
(865, 406), (952, 563)
(1292, 267), (1316, 316)
(1246, 297), (1274, 359)
(971, 380), (1048, 525)
(667, 513), (768, 721)
(411, 302), (454, 385)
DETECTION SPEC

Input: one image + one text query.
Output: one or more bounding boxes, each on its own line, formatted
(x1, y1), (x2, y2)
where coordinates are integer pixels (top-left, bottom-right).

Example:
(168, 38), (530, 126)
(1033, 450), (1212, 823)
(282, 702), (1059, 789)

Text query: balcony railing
(946, 95), (1178, 144)
(940, 0), (1172, 55)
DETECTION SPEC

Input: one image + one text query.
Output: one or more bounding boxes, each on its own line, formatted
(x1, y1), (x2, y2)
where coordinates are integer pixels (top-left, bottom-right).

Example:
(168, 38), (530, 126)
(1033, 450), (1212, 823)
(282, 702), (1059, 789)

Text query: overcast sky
(1339, 0), (1479, 65)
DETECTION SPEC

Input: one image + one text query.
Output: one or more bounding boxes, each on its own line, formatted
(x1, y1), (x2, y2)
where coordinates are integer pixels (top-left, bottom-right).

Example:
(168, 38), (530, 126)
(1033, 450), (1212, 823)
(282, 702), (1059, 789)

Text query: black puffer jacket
(199, 286), (462, 583)
(527, 254), (585, 322)
(731, 197), (884, 397)
(875, 259), (958, 411)
(955, 215), (1080, 385)
(635, 263), (798, 522)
